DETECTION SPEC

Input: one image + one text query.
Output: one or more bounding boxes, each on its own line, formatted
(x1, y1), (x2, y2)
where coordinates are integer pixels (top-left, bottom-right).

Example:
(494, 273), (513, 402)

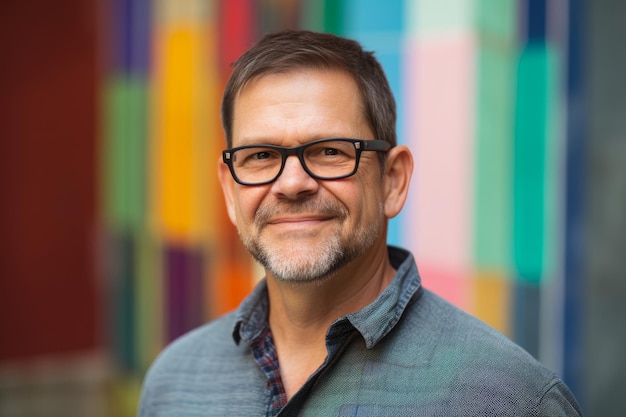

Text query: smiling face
(218, 69), (388, 283)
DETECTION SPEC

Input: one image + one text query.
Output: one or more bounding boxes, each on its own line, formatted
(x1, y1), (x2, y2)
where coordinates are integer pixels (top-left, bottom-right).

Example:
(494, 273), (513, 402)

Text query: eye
(305, 141), (355, 163)
(233, 147), (280, 166)
(253, 151), (272, 160)
(323, 147), (341, 156)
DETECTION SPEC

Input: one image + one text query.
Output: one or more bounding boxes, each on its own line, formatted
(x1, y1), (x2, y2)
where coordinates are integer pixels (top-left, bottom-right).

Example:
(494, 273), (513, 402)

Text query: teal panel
(103, 75), (147, 230)
(512, 44), (557, 282)
(322, 0), (346, 34)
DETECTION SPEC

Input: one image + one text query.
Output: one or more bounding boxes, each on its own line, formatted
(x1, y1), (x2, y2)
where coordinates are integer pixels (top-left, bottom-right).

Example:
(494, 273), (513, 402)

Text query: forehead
(231, 69), (370, 146)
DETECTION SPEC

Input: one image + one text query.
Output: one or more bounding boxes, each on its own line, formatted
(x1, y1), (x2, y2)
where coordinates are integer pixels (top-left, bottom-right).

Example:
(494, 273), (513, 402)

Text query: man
(139, 30), (582, 416)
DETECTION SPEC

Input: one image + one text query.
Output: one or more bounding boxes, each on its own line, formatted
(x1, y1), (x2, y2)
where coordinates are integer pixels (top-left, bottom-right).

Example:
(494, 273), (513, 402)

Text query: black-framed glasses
(222, 138), (391, 186)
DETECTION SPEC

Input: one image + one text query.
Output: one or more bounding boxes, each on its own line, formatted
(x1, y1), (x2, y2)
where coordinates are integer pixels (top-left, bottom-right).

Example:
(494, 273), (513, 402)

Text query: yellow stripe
(151, 0), (219, 244)
(472, 271), (512, 337)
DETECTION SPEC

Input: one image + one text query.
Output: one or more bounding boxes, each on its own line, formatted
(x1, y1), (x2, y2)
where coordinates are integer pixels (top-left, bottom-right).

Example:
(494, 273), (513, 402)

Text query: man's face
(218, 69), (387, 283)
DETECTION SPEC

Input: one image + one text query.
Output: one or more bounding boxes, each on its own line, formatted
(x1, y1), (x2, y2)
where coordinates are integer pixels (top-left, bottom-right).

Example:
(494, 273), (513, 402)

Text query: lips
(266, 214), (333, 225)
(261, 215), (337, 237)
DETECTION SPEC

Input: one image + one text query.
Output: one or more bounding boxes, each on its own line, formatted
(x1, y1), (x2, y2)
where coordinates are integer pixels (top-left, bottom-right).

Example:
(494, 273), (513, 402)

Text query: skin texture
(218, 68), (414, 397)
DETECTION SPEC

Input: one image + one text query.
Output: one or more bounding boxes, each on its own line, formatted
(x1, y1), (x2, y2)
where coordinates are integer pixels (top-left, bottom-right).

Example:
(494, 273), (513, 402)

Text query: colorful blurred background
(1, 0), (624, 415)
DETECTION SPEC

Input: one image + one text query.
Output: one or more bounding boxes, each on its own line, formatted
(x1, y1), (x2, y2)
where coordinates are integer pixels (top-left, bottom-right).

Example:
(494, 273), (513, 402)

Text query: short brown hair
(221, 30), (397, 149)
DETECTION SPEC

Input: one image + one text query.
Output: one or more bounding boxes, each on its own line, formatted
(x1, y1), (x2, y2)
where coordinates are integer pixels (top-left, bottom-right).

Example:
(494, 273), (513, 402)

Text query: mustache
(254, 197), (348, 225)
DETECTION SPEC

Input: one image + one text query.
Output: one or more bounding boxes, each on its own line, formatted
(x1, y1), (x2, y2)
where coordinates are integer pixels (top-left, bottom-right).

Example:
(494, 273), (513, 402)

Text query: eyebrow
(232, 135), (352, 147)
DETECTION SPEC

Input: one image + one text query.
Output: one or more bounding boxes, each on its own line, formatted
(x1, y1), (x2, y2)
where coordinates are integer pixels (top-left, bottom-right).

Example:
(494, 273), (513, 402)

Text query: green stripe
(322, 0), (345, 34)
(102, 75), (147, 230)
(541, 45), (560, 280)
(136, 229), (160, 371)
(474, 1), (517, 271)
(476, 0), (517, 37)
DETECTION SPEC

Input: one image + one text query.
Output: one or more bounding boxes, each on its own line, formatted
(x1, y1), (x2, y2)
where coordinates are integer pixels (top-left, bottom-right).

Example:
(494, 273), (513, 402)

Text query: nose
(270, 155), (319, 199)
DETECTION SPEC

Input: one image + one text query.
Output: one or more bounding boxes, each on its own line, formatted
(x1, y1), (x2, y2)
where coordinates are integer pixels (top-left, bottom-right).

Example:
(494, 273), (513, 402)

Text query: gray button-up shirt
(138, 246), (582, 416)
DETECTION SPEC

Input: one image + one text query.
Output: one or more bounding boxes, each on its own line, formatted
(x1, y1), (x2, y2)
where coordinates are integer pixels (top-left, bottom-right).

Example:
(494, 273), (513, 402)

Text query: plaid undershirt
(251, 326), (288, 416)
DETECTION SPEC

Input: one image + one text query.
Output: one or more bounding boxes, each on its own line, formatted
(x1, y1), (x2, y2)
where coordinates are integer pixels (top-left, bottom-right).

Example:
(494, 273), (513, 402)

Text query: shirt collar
(342, 246), (421, 348)
(233, 280), (269, 345)
(233, 246), (422, 348)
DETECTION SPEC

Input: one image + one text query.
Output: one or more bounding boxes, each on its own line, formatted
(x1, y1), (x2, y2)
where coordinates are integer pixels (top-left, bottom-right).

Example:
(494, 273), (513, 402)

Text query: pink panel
(403, 35), (477, 285)
(418, 263), (473, 311)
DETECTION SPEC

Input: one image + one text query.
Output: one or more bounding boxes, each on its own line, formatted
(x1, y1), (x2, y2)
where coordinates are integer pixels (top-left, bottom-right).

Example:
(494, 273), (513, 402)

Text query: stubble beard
(240, 198), (384, 284)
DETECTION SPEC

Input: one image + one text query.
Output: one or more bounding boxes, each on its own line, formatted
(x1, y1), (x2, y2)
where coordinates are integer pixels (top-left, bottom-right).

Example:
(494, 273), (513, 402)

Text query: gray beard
(240, 198), (383, 283)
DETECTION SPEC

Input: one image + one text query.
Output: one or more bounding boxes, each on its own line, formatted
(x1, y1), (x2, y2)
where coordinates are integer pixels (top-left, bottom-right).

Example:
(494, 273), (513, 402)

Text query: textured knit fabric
(138, 246), (583, 416)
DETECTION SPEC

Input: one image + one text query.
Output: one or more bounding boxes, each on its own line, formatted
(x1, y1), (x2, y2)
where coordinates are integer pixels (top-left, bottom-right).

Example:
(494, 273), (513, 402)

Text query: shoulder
(407, 288), (534, 358)
(152, 312), (238, 367)
(392, 289), (583, 415)
(138, 312), (247, 415)
(142, 312), (240, 381)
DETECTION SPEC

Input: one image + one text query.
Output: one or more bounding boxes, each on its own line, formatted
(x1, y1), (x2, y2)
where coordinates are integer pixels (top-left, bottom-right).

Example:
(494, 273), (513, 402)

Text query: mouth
(267, 214), (333, 224)
(263, 215), (336, 233)
(255, 199), (348, 231)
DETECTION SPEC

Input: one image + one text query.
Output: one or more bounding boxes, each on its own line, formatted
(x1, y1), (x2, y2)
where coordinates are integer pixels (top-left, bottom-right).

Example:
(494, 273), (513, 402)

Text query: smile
(268, 215), (332, 226)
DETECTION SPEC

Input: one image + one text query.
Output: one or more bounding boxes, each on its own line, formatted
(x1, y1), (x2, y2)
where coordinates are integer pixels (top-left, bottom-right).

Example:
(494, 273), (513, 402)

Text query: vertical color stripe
(151, 0), (219, 246)
(165, 244), (205, 342)
(322, 0), (345, 34)
(103, 77), (147, 230)
(562, 0), (586, 397)
(473, 0), (516, 271)
(513, 43), (557, 282)
(109, 232), (137, 370)
(473, 272), (512, 335)
(410, 35), (476, 308)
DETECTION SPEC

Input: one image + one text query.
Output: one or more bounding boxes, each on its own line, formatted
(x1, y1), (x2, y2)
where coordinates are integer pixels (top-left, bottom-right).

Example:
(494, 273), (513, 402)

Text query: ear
(217, 156), (238, 226)
(382, 145), (414, 219)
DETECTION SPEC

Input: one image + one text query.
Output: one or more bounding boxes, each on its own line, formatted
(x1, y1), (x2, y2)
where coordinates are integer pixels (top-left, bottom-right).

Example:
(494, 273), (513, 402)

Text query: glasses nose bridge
(280, 145), (309, 170)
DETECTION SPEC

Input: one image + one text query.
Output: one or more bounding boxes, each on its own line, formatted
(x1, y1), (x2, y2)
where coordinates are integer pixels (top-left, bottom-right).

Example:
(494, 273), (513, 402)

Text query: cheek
(330, 178), (382, 223)
(232, 187), (266, 225)
(356, 177), (385, 218)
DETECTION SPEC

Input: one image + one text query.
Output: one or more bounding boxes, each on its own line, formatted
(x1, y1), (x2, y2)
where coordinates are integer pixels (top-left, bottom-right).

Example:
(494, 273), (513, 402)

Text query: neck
(264, 242), (395, 398)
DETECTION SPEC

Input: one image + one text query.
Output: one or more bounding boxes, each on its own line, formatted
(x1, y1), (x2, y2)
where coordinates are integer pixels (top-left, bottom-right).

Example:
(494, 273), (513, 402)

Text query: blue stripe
(562, 0), (586, 405)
